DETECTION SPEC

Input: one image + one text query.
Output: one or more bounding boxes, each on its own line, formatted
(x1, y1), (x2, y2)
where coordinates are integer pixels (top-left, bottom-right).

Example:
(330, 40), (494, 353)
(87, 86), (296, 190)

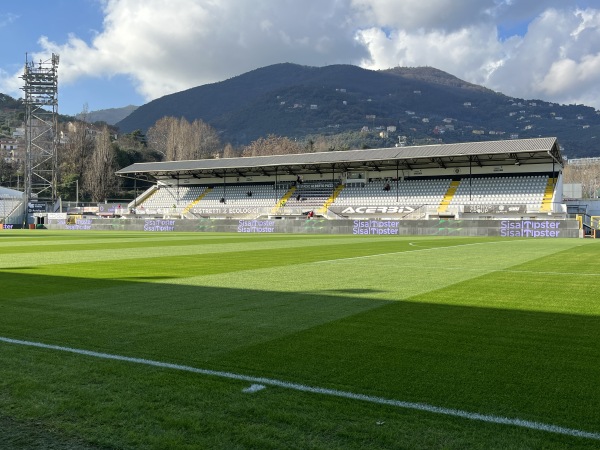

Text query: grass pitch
(0, 230), (599, 449)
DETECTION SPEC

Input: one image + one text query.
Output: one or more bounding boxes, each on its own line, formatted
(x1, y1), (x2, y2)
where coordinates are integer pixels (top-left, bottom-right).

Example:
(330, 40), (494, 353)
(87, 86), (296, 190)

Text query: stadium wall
(43, 217), (581, 238)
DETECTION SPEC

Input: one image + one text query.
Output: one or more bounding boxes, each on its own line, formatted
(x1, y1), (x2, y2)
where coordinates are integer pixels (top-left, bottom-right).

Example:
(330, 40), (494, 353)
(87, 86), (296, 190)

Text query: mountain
(0, 92), (131, 129)
(117, 63), (502, 138)
(83, 64), (600, 157)
(78, 105), (138, 125)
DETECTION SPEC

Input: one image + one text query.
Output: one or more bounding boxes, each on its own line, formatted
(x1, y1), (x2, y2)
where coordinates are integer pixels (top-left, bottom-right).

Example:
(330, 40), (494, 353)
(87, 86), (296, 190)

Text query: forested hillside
(116, 63), (600, 158)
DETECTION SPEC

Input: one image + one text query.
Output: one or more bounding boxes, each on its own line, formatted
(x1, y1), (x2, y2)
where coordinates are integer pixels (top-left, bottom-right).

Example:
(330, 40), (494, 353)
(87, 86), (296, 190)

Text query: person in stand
(383, 183), (391, 191)
(246, 190), (252, 197)
(296, 175), (303, 184)
(296, 194), (301, 201)
(307, 210), (314, 218)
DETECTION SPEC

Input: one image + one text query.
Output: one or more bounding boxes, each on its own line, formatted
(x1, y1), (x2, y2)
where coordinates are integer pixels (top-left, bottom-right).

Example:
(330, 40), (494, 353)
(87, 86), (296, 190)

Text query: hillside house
(0, 140), (18, 151)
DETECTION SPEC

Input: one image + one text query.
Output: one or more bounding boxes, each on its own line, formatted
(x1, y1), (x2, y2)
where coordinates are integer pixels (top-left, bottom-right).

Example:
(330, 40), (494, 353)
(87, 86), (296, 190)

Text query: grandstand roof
(116, 137), (563, 180)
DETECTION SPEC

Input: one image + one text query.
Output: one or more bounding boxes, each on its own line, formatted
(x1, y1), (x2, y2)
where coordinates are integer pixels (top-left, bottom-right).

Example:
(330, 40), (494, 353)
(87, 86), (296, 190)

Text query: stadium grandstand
(4, 136), (595, 237)
(114, 137), (565, 220)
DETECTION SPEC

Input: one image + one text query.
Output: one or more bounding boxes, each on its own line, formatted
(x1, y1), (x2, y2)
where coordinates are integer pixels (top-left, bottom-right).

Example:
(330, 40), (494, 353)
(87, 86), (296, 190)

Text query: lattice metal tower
(20, 53), (60, 202)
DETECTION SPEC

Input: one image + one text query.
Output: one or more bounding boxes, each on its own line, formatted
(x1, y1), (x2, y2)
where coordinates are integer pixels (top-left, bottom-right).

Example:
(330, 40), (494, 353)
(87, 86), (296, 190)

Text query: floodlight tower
(20, 53), (60, 205)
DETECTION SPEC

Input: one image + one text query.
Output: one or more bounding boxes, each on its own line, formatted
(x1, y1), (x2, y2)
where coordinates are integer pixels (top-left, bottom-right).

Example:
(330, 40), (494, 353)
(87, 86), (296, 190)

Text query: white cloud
(0, 13), (18, 28)
(485, 8), (600, 106)
(351, 0), (498, 31)
(34, 0), (366, 102)
(356, 25), (504, 87)
(2, 0), (600, 111)
(355, 3), (600, 109)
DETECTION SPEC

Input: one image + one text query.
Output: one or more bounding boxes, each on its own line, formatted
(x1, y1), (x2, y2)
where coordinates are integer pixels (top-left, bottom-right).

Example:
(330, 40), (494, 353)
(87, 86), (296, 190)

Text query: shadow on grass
(323, 288), (388, 294)
(0, 416), (108, 450)
(1, 269), (599, 436)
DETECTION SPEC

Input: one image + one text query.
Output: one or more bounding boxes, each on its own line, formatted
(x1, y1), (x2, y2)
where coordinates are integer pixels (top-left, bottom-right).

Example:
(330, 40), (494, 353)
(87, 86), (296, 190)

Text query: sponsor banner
(42, 217), (581, 238)
(352, 219), (400, 235)
(465, 204), (526, 214)
(67, 206), (99, 214)
(47, 213), (67, 220)
(329, 205), (417, 216)
(97, 203), (123, 215)
(237, 219), (276, 233)
(499, 220), (563, 238)
(65, 216), (93, 230)
(191, 206), (263, 216)
(27, 202), (47, 213)
(144, 219), (176, 232)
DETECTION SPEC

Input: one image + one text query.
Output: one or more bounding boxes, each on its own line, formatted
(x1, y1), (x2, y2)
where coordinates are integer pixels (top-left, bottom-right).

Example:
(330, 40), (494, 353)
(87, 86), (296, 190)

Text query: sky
(1, 0), (599, 117)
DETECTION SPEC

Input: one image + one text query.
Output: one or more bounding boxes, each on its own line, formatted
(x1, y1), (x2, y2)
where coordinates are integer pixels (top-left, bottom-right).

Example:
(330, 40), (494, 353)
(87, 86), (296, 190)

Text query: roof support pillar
(396, 160), (399, 203)
(469, 156), (472, 201)
(332, 164), (335, 196)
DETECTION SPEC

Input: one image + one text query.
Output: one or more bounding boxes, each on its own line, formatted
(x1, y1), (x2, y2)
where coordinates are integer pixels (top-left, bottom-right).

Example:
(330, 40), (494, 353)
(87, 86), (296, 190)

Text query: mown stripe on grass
(1, 336), (598, 442)
(313, 239), (591, 265)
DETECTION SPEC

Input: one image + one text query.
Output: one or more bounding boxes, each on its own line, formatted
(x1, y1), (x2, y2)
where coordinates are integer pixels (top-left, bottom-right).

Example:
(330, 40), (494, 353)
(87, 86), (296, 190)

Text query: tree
(114, 130), (159, 168)
(563, 161), (600, 198)
(222, 143), (238, 158)
(146, 117), (222, 161)
(241, 135), (303, 157)
(59, 120), (95, 186)
(192, 119), (221, 159)
(0, 158), (17, 188)
(83, 126), (119, 202)
(146, 117), (171, 160)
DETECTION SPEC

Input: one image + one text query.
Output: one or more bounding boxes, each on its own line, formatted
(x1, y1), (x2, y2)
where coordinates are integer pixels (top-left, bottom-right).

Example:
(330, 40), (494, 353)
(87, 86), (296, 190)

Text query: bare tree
(563, 161), (600, 198)
(193, 119), (221, 159)
(146, 117), (171, 159)
(59, 120), (95, 182)
(307, 134), (353, 152)
(146, 116), (222, 161)
(83, 125), (119, 202)
(222, 143), (238, 158)
(241, 135), (303, 157)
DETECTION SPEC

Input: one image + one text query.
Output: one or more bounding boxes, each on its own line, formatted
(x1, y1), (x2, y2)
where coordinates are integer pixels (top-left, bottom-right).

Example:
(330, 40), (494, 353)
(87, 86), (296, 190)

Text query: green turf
(0, 230), (599, 449)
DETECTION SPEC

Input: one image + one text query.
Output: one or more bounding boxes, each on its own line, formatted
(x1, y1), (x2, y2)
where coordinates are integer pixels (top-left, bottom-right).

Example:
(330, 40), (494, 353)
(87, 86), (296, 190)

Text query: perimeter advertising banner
(464, 204), (527, 214)
(44, 217), (580, 238)
(97, 203), (123, 216)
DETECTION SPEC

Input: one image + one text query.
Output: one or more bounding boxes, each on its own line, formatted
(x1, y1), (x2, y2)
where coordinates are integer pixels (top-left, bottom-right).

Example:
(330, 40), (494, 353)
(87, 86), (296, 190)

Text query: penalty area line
(1, 336), (599, 441)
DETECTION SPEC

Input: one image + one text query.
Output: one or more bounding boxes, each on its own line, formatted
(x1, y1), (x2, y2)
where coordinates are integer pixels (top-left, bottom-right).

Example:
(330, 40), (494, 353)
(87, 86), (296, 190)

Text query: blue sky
(2, 0), (600, 116)
(0, 1), (145, 114)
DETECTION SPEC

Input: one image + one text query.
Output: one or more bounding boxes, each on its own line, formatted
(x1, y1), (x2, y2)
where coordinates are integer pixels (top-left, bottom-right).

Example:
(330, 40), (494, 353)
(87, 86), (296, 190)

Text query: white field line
(397, 265), (600, 278)
(1, 336), (599, 441)
(313, 240), (514, 264)
(313, 241), (598, 278)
